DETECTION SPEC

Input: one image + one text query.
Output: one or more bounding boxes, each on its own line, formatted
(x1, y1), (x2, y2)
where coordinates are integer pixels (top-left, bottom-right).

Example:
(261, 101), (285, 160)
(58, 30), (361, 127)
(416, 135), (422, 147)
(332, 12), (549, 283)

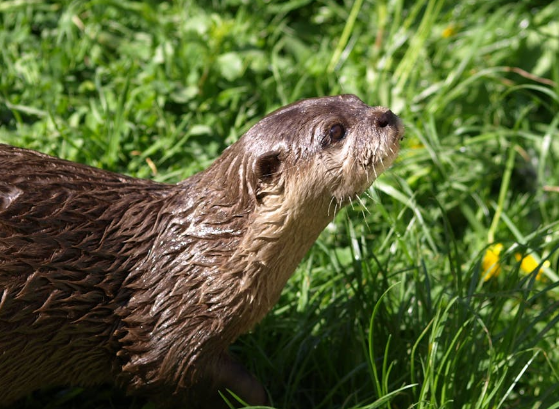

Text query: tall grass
(1, 0), (558, 408)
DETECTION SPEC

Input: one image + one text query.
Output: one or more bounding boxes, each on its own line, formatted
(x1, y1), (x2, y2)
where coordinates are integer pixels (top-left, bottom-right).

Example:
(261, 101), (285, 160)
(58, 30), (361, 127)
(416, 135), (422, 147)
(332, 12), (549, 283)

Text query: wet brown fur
(0, 95), (404, 407)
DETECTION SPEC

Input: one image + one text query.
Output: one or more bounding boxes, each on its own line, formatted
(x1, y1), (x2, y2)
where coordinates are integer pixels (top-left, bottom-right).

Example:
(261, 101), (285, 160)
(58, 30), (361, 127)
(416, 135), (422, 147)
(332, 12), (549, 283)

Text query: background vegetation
(1, 0), (559, 408)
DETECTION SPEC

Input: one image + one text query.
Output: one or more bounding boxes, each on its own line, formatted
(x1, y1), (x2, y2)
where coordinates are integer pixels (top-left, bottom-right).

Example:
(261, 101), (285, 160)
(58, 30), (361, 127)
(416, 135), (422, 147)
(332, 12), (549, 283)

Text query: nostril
(376, 110), (395, 128)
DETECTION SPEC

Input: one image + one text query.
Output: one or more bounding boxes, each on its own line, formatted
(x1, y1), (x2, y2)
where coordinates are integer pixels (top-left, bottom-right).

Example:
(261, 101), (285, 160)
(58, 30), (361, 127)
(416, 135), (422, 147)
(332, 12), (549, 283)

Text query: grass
(1, 0), (559, 408)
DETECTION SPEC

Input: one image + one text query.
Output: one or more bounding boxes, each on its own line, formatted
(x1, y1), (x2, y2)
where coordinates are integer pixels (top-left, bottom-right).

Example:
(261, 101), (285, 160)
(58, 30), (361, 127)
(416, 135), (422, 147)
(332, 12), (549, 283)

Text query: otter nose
(375, 110), (397, 128)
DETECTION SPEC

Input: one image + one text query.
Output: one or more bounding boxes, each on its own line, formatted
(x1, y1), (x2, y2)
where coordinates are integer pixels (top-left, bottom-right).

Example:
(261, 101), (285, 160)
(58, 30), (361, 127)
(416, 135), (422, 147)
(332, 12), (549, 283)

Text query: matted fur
(0, 94), (403, 408)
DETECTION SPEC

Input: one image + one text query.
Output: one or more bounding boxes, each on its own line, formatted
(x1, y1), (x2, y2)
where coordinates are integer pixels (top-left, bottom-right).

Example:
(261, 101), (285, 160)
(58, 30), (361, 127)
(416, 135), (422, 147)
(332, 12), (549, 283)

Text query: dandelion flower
(514, 253), (550, 281)
(482, 243), (503, 281)
(442, 24), (457, 38)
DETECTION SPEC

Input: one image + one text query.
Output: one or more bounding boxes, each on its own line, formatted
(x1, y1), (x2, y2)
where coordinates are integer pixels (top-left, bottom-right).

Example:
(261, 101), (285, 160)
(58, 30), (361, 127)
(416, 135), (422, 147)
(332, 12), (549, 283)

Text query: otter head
(243, 94), (404, 215)
(211, 94), (405, 323)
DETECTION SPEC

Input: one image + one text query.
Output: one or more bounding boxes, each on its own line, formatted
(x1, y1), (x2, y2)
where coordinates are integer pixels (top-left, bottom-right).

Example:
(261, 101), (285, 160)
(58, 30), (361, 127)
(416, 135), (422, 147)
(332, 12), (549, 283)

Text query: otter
(0, 94), (404, 408)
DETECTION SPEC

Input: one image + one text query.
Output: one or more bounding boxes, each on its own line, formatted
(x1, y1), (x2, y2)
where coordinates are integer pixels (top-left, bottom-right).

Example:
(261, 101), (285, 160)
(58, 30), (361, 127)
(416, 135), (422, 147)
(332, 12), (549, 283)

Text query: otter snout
(372, 109), (405, 141)
(375, 110), (396, 128)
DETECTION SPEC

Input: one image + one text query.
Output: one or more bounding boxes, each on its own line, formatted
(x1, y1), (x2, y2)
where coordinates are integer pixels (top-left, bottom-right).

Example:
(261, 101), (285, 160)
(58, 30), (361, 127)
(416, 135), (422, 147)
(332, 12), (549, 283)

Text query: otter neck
(224, 190), (337, 334)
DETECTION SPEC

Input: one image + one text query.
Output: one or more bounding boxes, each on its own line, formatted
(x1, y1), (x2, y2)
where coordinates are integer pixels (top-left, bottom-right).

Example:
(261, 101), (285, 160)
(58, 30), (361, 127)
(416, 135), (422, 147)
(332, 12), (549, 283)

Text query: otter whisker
(355, 195), (370, 215)
(328, 196), (337, 217)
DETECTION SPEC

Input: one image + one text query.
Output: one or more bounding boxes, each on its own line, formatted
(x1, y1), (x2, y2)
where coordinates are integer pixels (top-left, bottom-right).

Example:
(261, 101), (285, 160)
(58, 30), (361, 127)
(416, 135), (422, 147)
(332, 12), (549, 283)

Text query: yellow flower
(514, 253), (550, 281)
(442, 24), (457, 38)
(482, 243), (503, 281)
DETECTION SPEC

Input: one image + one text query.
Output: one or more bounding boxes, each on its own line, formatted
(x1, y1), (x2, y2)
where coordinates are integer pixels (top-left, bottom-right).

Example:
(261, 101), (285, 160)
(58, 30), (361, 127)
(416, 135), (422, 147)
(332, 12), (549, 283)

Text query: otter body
(0, 95), (403, 407)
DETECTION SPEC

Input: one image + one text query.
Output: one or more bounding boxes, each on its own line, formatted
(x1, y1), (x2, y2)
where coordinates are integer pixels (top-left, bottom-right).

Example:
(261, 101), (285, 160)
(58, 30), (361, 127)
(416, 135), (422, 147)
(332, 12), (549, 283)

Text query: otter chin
(0, 94), (403, 408)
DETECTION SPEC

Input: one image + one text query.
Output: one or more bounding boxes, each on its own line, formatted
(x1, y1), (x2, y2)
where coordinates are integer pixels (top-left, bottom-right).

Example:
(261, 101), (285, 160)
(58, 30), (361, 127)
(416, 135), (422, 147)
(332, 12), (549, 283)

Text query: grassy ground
(1, 0), (559, 408)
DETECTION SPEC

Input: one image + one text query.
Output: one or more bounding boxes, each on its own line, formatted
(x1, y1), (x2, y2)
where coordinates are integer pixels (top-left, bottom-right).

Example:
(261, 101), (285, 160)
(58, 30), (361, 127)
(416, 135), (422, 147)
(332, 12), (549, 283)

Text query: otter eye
(329, 124), (346, 142)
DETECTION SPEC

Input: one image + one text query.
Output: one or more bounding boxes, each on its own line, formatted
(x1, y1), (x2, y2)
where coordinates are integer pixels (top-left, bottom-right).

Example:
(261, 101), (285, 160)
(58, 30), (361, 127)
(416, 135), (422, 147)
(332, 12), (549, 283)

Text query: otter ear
(254, 151), (282, 183)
